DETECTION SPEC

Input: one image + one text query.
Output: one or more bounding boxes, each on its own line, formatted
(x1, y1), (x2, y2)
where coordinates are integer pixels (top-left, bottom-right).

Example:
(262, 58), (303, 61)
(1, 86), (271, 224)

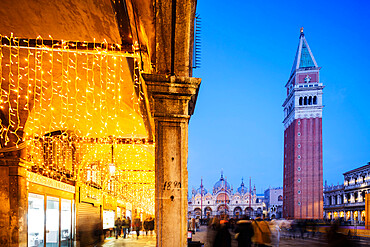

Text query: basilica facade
(188, 173), (266, 219)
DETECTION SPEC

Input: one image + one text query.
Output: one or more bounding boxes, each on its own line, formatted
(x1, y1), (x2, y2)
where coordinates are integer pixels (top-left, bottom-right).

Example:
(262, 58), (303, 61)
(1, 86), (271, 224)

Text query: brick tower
(283, 28), (324, 219)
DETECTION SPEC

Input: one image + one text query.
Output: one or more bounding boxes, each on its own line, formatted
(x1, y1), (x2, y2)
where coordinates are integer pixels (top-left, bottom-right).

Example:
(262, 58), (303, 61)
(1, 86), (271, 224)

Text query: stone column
(0, 159), (28, 246)
(143, 74), (200, 247)
(358, 210), (361, 222)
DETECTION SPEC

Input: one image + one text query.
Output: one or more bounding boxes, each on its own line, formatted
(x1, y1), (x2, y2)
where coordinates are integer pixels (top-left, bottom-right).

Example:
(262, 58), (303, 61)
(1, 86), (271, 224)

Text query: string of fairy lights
(0, 34), (154, 215)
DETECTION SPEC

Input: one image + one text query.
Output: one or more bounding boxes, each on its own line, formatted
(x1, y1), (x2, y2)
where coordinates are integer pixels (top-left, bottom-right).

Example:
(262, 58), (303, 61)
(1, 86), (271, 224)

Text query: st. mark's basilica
(188, 172), (266, 219)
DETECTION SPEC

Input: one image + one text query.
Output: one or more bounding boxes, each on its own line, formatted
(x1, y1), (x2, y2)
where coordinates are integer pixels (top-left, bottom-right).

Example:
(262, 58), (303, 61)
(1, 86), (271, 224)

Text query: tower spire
(290, 28), (318, 77)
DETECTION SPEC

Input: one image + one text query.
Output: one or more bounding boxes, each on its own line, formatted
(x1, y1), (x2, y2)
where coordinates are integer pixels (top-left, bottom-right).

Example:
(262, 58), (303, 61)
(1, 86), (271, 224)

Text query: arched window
(313, 96), (317, 104)
(308, 96), (312, 105)
(304, 97), (307, 105)
(299, 97), (303, 105)
(278, 195), (283, 201)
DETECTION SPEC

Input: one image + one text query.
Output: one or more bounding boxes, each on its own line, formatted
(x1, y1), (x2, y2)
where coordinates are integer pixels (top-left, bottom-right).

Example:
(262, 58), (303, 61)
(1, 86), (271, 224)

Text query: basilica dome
(213, 173), (232, 194)
(195, 186), (207, 195)
(237, 180), (247, 195)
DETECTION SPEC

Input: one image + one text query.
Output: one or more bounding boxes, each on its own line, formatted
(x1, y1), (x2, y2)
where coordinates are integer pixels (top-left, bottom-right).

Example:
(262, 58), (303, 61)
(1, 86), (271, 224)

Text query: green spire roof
(290, 30), (318, 76)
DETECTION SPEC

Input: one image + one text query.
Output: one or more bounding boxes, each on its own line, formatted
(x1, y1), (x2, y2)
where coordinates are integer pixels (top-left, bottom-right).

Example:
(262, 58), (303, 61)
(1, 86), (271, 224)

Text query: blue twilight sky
(188, 0), (370, 194)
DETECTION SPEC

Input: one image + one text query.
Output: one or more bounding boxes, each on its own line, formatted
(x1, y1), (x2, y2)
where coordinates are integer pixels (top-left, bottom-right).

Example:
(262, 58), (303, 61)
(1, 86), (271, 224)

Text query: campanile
(283, 28), (324, 219)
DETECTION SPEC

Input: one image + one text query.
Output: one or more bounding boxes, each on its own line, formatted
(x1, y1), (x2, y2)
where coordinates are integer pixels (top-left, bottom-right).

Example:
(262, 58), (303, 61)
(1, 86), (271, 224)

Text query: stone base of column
(0, 159), (28, 246)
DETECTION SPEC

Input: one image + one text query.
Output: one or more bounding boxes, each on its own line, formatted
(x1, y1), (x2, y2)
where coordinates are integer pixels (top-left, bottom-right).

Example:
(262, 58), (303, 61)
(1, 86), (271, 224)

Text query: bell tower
(282, 28), (324, 219)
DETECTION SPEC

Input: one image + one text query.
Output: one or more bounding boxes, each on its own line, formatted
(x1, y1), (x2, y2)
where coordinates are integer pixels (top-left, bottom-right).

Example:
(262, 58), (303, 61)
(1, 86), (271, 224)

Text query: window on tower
(308, 96), (312, 105)
(299, 97), (303, 105)
(304, 97), (307, 105)
(313, 96), (317, 104)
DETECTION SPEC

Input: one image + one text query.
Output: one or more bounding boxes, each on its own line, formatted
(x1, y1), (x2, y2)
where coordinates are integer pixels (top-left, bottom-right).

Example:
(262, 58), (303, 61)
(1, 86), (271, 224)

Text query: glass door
(46, 196), (59, 247)
(61, 199), (71, 247)
(28, 193), (45, 247)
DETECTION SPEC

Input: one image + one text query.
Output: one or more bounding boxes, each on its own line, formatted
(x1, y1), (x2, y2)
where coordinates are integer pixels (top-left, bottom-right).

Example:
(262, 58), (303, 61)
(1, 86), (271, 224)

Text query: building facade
(264, 187), (283, 219)
(188, 174), (266, 219)
(324, 163), (370, 224)
(283, 28), (324, 219)
(0, 1), (200, 246)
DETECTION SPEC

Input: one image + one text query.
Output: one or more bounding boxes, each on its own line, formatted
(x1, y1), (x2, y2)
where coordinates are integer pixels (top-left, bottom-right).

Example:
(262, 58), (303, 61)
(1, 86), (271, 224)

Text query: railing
(324, 184), (344, 192)
(345, 181), (370, 189)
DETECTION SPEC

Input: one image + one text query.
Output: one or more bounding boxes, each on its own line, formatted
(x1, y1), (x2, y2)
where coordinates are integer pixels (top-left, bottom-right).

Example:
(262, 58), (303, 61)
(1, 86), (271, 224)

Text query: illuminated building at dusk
(282, 28), (324, 219)
(324, 162), (370, 224)
(188, 173), (266, 219)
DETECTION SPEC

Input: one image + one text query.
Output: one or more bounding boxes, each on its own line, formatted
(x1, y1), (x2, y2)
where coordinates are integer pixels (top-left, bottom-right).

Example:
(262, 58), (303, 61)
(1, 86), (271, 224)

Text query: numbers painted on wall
(163, 181), (181, 190)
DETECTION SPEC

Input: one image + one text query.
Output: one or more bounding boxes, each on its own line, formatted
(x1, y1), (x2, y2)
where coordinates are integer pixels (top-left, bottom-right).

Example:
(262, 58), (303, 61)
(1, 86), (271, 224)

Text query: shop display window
(46, 196), (59, 247)
(28, 193), (45, 247)
(103, 210), (115, 229)
(61, 199), (72, 247)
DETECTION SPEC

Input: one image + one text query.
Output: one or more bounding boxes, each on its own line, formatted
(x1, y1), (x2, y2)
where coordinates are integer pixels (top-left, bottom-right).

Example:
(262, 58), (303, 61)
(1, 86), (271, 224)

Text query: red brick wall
(283, 118), (323, 219)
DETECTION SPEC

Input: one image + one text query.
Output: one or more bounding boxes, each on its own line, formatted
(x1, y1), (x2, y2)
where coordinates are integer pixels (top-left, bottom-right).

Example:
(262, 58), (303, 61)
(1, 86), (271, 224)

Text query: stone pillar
(143, 74), (200, 247)
(358, 210), (361, 222)
(0, 160), (28, 246)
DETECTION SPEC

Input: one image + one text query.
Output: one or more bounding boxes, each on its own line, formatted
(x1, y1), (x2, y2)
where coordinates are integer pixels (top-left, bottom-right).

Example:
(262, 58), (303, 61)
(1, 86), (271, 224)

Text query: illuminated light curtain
(0, 34), (155, 215)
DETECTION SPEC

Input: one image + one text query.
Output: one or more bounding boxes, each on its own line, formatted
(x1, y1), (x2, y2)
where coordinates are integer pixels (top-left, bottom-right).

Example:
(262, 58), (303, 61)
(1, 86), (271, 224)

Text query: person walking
(235, 217), (254, 247)
(114, 217), (122, 239)
(134, 217), (142, 239)
(252, 218), (271, 247)
(213, 219), (231, 247)
(122, 216), (129, 238)
(126, 216), (131, 237)
(148, 216), (155, 235)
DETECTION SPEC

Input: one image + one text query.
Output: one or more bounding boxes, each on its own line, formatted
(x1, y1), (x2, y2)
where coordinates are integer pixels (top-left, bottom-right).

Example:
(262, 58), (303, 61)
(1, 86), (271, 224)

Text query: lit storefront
(27, 172), (75, 247)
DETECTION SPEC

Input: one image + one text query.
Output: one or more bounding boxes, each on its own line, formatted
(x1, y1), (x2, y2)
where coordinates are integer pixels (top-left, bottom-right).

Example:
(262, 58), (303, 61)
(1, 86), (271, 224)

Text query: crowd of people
(188, 216), (360, 247)
(114, 216), (155, 239)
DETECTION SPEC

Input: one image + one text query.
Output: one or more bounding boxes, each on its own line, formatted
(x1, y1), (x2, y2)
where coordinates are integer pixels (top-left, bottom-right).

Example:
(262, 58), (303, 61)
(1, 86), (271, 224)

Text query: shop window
(61, 199), (72, 246)
(28, 193), (45, 247)
(103, 210), (115, 230)
(46, 196), (60, 246)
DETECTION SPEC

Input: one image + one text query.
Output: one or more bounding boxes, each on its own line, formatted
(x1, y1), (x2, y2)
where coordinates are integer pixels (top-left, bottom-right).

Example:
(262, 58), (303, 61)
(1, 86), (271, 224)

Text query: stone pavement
(95, 226), (370, 246)
(96, 232), (156, 247)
